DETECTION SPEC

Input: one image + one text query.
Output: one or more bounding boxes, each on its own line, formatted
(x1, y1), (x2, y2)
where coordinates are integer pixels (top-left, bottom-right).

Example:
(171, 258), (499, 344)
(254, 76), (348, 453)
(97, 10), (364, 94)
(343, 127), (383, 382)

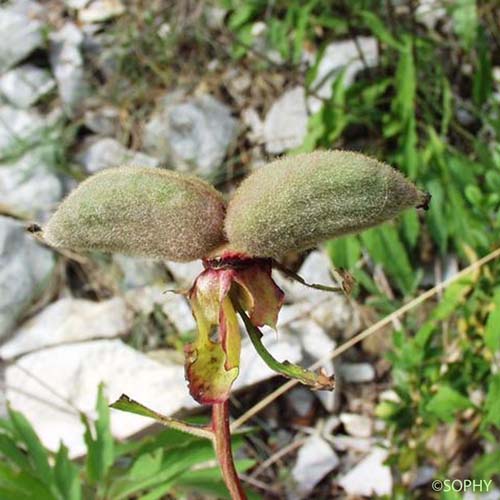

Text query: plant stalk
(212, 401), (247, 500)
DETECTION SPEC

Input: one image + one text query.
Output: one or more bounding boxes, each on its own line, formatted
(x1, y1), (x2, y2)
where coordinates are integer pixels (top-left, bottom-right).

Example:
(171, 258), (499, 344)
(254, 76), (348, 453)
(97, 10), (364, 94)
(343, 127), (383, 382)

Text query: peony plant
(43, 151), (430, 499)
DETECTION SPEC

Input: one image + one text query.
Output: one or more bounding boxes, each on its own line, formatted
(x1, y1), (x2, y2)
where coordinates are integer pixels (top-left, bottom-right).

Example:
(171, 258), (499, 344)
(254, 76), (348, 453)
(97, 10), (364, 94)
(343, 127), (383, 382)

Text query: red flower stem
(212, 401), (247, 500)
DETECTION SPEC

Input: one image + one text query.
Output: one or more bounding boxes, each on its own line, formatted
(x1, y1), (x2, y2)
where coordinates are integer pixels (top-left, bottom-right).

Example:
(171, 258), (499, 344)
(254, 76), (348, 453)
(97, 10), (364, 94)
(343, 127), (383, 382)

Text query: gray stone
(416, 0), (446, 29)
(242, 107), (264, 143)
(161, 293), (196, 333)
(308, 38), (378, 113)
(290, 435), (339, 499)
(84, 106), (120, 135)
(50, 23), (89, 112)
(5, 325), (303, 457)
(264, 86), (308, 154)
(124, 286), (168, 315)
(77, 137), (159, 173)
(5, 339), (192, 456)
(0, 216), (54, 340)
(289, 318), (336, 411)
(286, 386), (315, 417)
(338, 362), (376, 383)
(0, 297), (131, 360)
(235, 327), (303, 390)
(330, 434), (372, 453)
(0, 65), (55, 109)
(275, 251), (338, 302)
(143, 92), (238, 176)
(65, 0), (90, 8)
(0, 106), (48, 159)
(113, 254), (166, 290)
(0, 1), (43, 73)
(340, 413), (372, 438)
(78, 0), (125, 24)
(0, 145), (63, 220)
(164, 260), (204, 290)
(338, 447), (393, 496)
(205, 5), (227, 30)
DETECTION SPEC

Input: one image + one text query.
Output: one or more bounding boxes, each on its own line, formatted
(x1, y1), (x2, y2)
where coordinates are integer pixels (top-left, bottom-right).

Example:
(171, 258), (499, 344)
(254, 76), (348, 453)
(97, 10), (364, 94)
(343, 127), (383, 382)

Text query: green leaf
(176, 460), (259, 500)
(485, 290), (500, 352)
(473, 27), (493, 106)
(394, 36), (416, 124)
(0, 434), (31, 471)
(441, 77), (453, 136)
(82, 384), (114, 484)
(401, 209), (420, 249)
(325, 235), (361, 270)
(450, 0), (477, 50)
(483, 374), (500, 429)
(0, 462), (56, 500)
(109, 395), (212, 440)
(129, 449), (163, 481)
(108, 440), (215, 500)
(473, 450), (500, 480)
(426, 179), (448, 254)
(54, 443), (82, 500)
(426, 386), (472, 422)
(7, 406), (52, 486)
(361, 224), (416, 295)
(430, 277), (473, 321)
(358, 11), (403, 50)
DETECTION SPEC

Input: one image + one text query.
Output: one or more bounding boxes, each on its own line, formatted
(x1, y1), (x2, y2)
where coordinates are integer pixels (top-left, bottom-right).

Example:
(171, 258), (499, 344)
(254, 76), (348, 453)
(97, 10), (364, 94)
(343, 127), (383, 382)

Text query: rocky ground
(1, 1), (499, 499)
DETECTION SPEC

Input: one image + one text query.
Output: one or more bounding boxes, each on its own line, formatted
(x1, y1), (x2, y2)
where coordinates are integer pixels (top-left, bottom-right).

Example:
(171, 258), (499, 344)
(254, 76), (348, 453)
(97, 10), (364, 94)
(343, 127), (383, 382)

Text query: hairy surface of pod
(44, 166), (226, 262)
(225, 151), (429, 258)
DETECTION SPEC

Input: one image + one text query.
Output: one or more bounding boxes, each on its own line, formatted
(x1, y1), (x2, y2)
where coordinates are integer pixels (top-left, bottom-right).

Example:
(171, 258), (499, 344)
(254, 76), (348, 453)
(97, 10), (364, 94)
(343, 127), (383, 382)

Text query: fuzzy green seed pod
(44, 166), (226, 262)
(225, 151), (429, 258)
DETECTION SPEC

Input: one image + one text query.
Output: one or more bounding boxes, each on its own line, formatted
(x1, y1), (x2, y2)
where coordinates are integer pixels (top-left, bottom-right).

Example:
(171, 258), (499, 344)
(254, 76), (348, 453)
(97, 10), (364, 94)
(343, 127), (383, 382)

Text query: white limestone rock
(0, 65), (55, 109)
(164, 260), (204, 290)
(338, 362), (376, 383)
(113, 254), (166, 290)
(0, 298), (131, 360)
(0, 145), (63, 220)
(308, 38), (379, 113)
(0, 0), (43, 73)
(340, 413), (373, 438)
(50, 23), (89, 112)
(161, 293), (196, 333)
(5, 339), (192, 456)
(78, 0), (125, 24)
(143, 92), (238, 176)
(0, 106), (48, 159)
(290, 435), (339, 499)
(0, 216), (54, 340)
(77, 137), (159, 173)
(264, 86), (308, 154)
(338, 447), (393, 496)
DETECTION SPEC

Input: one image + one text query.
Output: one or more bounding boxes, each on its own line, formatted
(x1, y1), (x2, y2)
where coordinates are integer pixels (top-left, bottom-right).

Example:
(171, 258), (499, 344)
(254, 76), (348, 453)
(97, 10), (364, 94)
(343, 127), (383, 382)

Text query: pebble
(338, 447), (393, 496)
(291, 434), (339, 499)
(340, 412), (373, 438)
(0, 216), (54, 340)
(143, 92), (238, 177)
(338, 362), (376, 383)
(263, 86), (308, 154)
(0, 65), (55, 109)
(77, 137), (159, 173)
(0, 297), (131, 360)
(0, 0), (43, 73)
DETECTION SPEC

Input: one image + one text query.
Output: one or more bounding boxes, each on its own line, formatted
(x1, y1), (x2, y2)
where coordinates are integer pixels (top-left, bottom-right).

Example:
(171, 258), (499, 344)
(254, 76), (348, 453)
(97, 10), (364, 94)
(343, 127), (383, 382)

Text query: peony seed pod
(44, 166), (226, 262)
(225, 151), (430, 258)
